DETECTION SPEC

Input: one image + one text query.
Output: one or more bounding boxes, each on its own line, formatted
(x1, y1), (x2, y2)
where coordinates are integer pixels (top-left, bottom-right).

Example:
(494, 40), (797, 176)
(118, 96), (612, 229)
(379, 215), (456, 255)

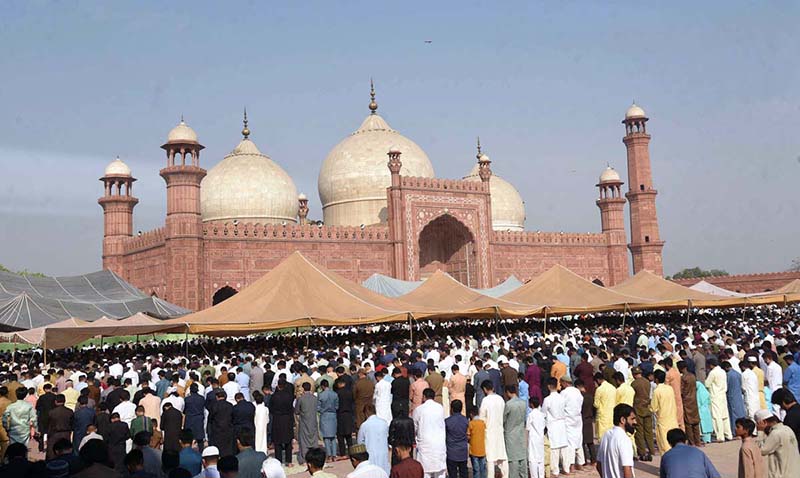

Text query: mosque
(98, 85), (664, 311)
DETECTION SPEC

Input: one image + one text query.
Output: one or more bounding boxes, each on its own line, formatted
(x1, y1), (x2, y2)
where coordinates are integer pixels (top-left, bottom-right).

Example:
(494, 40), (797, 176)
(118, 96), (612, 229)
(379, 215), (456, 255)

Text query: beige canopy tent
(612, 271), (799, 309)
(0, 313), (183, 351)
(500, 265), (651, 314)
(770, 279), (800, 295)
(395, 270), (540, 318)
(167, 252), (411, 334)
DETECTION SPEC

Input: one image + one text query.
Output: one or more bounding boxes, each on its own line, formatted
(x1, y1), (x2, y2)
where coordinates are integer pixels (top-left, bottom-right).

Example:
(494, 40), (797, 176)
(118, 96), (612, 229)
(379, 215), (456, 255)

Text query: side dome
(104, 157), (131, 177)
(625, 102), (646, 119)
(463, 158), (526, 231)
(318, 107), (435, 226)
(201, 137), (298, 224)
(166, 119), (199, 144)
(599, 166), (621, 183)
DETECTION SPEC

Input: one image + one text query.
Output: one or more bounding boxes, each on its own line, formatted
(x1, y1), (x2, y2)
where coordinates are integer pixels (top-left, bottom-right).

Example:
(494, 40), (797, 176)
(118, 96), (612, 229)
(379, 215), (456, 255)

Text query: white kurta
(254, 403), (269, 453)
(413, 400), (447, 473)
(561, 386), (584, 449)
(542, 390), (568, 449)
(526, 407), (546, 462)
(374, 379), (393, 424)
(479, 393), (508, 462)
(741, 368), (760, 419)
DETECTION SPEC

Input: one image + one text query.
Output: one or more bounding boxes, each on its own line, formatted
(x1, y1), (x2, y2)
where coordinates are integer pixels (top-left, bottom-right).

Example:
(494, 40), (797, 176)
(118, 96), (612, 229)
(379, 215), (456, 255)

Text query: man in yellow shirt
(593, 373), (617, 439)
(613, 372), (634, 406)
(61, 380), (80, 411)
(651, 370), (679, 453)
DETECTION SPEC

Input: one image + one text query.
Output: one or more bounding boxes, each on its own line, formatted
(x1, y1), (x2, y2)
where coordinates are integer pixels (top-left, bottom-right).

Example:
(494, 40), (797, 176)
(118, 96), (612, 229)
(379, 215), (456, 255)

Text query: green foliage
(669, 267), (729, 280)
(790, 258), (800, 272)
(0, 264), (47, 277)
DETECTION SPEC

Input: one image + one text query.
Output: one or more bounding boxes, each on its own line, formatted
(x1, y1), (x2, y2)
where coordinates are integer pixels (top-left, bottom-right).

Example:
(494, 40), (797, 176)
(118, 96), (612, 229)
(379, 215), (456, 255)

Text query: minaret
(387, 147), (405, 278)
(622, 102), (665, 275)
(160, 117), (206, 310)
(99, 157), (138, 276)
(596, 166), (629, 285)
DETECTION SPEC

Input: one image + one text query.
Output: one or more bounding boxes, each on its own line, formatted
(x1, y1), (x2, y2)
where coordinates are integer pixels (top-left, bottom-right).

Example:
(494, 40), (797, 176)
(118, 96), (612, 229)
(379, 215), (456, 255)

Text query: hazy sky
(1, 1), (798, 277)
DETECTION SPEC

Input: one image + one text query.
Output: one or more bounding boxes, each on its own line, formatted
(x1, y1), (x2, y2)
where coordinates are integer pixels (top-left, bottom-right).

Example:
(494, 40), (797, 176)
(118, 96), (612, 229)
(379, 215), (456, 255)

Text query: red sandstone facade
(100, 111), (665, 310)
(673, 272), (800, 294)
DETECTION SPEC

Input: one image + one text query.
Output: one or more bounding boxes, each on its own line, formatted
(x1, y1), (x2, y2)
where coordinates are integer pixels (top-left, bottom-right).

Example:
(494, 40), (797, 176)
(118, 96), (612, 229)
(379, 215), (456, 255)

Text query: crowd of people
(0, 305), (799, 478)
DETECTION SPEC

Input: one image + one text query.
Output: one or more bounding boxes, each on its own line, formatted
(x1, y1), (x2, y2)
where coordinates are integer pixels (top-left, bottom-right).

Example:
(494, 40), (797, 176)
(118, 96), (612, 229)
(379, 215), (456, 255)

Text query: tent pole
(100, 336), (104, 350)
(408, 314), (413, 343)
(543, 308), (548, 335)
(184, 330), (189, 357)
(622, 306), (627, 330)
(43, 336), (47, 367)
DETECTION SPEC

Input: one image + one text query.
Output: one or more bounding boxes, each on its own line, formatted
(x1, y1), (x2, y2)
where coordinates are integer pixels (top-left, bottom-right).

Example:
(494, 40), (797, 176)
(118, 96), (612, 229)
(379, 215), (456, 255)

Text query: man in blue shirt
(659, 428), (720, 478)
(444, 400), (469, 478)
(783, 354), (800, 400)
(178, 429), (202, 476)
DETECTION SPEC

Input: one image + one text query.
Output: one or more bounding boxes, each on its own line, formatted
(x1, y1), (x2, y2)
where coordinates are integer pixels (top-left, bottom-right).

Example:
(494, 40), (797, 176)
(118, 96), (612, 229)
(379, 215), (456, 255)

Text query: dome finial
(180, 113), (184, 124)
(476, 136), (482, 159)
(242, 107), (250, 139)
(369, 78), (378, 114)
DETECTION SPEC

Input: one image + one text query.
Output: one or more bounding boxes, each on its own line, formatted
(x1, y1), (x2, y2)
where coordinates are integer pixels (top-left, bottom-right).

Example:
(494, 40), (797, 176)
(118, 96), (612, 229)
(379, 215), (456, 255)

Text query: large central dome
(463, 155), (526, 231)
(318, 88), (435, 226)
(201, 123), (298, 224)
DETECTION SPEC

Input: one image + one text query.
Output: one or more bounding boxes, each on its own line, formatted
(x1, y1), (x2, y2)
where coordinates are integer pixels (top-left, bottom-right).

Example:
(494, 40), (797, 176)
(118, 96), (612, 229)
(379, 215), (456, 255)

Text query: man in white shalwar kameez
(560, 376), (585, 470)
(479, 380), (508, 478)
(542, 378), (571, 476)
(741, 358), (760, 419)
(413, 388), (447, 478)
(373, 371), (393, 424)
(526, 397), (546, 478)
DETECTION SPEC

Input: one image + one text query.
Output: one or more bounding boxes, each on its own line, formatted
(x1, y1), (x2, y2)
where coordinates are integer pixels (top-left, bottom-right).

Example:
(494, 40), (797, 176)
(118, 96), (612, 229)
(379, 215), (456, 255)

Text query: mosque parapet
(398, 176), (489, 193)
(202, 221), (391, 242)
(125, 227), (166, 253)
(492, 230), (606, 246)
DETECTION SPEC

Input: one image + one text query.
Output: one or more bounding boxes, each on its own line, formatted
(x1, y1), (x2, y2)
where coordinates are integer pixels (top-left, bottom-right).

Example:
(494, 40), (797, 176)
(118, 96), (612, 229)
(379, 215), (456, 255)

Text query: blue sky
(0, 1), (798, 276)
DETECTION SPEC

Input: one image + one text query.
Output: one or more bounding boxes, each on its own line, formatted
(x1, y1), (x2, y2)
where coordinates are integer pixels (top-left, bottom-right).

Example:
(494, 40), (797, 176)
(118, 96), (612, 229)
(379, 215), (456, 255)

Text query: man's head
(612, 372), (625, 387)
(237, 428), (255, 451)
(348, 443), (369, 468)
(305, 447), (327, 474)
(666, 428), (687, 448)
(201, 446), (220, 469)
(15, 386), (27, 401)
(546, 377), (558, 392)
(653, 369), (666, 384)
(529, 396), (540, 409)
(754, 409), (780, 432)
(613, 403), (636, 434)
(53, 438), (73, 457)
(771, 388), (798, 411)
(422, 388), (435, 403)
(125, 449), (145, 473)
(480, 380), (494, 395)
(179, 429), (194, 448)
(451, 399), (463, 415)
(218, 455), (238, 478)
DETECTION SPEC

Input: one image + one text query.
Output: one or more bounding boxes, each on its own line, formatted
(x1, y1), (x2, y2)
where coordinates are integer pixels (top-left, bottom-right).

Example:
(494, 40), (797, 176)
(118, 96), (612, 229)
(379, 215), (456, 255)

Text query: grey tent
(362, 274), (423, 297)
(477, 275), (523, 297)
(0, 269), (189, 330)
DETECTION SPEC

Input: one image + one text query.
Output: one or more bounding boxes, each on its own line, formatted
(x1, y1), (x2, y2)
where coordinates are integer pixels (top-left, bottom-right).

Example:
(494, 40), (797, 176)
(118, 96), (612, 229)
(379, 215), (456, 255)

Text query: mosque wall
(120, 241), (167, 298)
(673, 272), (800, 294)
(491, 231), (612, 285)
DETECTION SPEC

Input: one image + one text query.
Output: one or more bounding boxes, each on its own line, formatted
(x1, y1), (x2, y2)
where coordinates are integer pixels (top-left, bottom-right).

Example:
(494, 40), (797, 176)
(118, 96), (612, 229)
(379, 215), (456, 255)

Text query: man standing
(444, 400), (469, 478)
(754, 409), (800, 478)
(765, 352), (784, 415)
(630, 367), (653, 461)
(659, 428), (721, 478)
(318, 380), (339, 460)
(722, 361), (747, 438)
(374, 371), (393, 424)
(35, 382), (56, 453)
(161, 401), (184, 453)
(677, 361), (702, 446)
(183, 383), (206, 451)
(741, 358), (761, 420)
(409, 370), (429, 415)
(355, 369), (377, 431)
(543, 377), (570, 476)
(447, 366), (467, 414)
(705, 358), (732, 442)
(693, 346), (708, 383)
(526, 397), (546, 478)
(596, 404), (636, 478)
(784, 354), (800, 401)
(391, 440), (423, 478)
(47, 394), (73, 459)
(358, 403), (390, 475)
(652, 370), (679, 453)
(236, 428), (268, 478)
(413, 389), (447, 478)
(391, 367), (410, 419)
(664, 358), (685, 431)
(473, 362), (490, 408)
(207, 390), (235, 456)
(594, 373), (617, 439)
(503, 385), (527, 478)
(426, 365), (444, 405)
(296, 382), (320, 465)
(71, 395), (94, 452)
(2, 387), (37, 448)
(561, 376), (585, 471)
(233, 392), (256, 439)
(479, 380), (508, 478)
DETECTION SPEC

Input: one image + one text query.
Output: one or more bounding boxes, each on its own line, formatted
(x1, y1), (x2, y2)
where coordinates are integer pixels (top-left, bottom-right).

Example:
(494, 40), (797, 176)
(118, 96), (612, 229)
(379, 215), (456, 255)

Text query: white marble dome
(625, 103), (646, 119)
(599, 166), (621, 183)
(104, 157), (131, 177)
(166, 119), (199, 143)
(201, 137), (298, 224)
(318, 113), (435, 226)
(463, 158), (526, 231)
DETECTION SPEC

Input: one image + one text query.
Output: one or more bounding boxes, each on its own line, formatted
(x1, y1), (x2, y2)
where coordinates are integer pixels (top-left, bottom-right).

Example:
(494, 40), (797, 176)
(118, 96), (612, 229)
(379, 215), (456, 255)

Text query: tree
(0, 263), (46, 277)
(669, 267), (729, 280)
(789, 258), (800, 272)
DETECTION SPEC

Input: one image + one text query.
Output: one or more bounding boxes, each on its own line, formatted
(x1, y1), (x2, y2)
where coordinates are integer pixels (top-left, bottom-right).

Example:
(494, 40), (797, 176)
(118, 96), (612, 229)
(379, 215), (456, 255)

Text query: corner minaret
(99, 157), (138, 276)
(596, 166), (629, 285)
(622, 102), (664, 275)
(159, 117), (206, 310)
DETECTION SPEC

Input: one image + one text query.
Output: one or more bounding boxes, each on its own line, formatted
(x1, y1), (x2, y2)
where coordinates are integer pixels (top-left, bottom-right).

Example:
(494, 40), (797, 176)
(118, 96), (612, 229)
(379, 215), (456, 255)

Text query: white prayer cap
(747, 356), (758, 363)
(261, 457), (286, 478)
(202, 446), (220, 458)
(754, 409), (774, 422)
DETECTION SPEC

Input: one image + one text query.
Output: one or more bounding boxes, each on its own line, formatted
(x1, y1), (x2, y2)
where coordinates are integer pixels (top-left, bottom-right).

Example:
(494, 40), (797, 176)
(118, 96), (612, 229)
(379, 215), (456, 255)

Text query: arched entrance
(212, 286), (238, 305)
(418, 214), (477, 287)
